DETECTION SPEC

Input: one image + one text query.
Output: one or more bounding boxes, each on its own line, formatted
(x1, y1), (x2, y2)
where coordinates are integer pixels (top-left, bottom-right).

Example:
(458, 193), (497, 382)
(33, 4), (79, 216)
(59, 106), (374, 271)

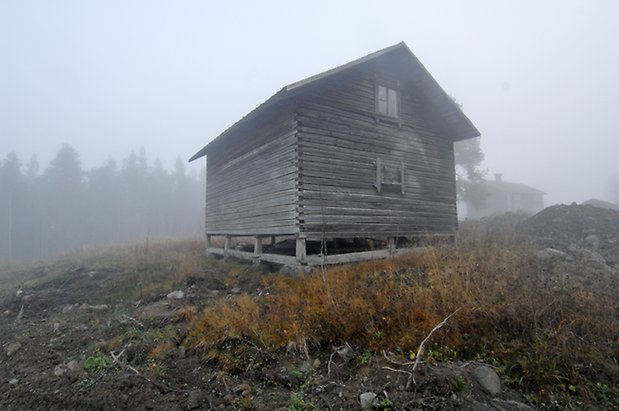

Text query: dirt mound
(522, 203), (619, 267)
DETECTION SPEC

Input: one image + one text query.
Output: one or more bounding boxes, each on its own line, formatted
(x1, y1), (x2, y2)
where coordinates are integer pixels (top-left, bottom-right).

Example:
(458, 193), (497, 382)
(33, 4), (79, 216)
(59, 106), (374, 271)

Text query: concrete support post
(295, 237), (306, 263)
(223, 235), (231, 260)
(253, 236), (263, 265)
(387, 237), (396, 255)
(205, 234), (212, 258)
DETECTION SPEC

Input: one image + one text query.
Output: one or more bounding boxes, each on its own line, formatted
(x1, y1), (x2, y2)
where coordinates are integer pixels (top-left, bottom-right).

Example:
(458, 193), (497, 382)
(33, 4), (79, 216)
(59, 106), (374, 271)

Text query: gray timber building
(190, 42), (480, 266)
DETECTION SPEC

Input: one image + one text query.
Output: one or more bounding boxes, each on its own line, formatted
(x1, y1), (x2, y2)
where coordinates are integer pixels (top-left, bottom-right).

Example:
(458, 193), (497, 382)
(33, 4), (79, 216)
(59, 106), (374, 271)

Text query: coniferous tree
(0, 145), (204, 265)
(0, 153), (23, 263)
(43, 144), (84, 256)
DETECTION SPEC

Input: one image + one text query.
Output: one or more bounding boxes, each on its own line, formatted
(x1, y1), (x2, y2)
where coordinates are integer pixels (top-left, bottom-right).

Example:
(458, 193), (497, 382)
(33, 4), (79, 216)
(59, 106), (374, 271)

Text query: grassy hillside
(186, 216), (618, 408)
(1, 207), (617, 409)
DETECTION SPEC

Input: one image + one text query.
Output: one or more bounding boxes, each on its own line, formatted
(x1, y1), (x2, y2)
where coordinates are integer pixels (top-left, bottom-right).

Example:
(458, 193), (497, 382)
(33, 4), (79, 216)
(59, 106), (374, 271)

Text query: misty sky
(1, 0), (618, 205)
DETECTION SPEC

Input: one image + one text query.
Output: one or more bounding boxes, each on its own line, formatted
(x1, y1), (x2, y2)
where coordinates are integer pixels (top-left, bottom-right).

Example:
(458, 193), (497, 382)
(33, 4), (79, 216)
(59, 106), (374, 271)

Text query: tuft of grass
(82, 352), (113, 374)
(174, 305), (199, 323)
(186, 221), (619, 406)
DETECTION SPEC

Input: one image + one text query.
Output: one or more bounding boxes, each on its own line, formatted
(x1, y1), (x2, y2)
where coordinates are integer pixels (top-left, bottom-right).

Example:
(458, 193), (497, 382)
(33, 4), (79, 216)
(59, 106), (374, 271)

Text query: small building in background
(465, 174), (545, 219)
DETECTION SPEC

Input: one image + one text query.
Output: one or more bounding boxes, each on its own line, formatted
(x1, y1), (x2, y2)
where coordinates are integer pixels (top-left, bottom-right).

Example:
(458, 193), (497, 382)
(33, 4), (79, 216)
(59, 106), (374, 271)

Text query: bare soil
(1, 204), (618, 410)
(0, 266), (535, 410)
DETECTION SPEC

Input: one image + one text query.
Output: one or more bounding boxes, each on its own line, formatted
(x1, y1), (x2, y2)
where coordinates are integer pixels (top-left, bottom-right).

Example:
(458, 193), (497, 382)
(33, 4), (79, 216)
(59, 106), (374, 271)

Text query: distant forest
(0, 144), (204, 265)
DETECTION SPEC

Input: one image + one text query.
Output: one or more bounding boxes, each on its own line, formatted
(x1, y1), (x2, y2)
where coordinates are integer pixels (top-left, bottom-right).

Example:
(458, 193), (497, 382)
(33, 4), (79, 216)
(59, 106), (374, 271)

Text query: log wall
(205, 108), (299, 235)
(203, 56), (460, 241)
(296, 66), (458, 239)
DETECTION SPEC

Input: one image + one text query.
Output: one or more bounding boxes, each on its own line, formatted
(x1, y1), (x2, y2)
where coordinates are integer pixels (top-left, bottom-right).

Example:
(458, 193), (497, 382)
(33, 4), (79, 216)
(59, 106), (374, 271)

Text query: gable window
(376, 85), (398, 118)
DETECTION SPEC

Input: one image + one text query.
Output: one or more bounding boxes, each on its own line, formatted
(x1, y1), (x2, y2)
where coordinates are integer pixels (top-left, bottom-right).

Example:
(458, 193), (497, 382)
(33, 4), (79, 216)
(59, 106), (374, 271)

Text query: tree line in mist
(0, 144), (204, 266)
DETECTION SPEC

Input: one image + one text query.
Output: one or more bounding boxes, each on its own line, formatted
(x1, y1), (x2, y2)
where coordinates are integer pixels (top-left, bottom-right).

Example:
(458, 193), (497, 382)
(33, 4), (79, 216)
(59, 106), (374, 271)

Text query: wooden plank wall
(204, 54), (460, 241)
(297, 66), (458, 239)
(205, 108), (299, 236)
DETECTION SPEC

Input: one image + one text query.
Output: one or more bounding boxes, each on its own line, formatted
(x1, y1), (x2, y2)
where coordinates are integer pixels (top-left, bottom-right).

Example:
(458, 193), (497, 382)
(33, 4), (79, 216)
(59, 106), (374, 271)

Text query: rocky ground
(0, 203), (617, 410)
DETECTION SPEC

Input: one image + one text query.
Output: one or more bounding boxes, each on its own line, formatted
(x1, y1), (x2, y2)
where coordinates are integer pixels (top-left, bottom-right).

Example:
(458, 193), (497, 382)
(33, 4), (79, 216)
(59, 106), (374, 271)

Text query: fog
(1, 1), (618, 212)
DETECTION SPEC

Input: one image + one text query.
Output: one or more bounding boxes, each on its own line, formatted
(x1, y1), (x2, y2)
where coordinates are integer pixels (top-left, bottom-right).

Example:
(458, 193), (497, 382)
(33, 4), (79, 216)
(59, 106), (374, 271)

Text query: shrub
(186, 222), (619, 404)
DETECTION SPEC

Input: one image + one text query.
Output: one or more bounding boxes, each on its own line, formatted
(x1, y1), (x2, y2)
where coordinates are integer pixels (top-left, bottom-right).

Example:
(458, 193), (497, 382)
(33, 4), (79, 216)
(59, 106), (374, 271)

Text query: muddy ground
(1, 203), (617, 410)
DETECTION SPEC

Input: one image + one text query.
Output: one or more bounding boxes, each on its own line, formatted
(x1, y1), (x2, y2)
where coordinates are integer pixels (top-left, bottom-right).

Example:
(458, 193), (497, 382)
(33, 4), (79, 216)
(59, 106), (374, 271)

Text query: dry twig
(110, 348), (189, 394)
(382, 366), (413, 376)
(121, 314), (144, 328)
(382, 350), (414, 366)
(407, 308), (462, 388)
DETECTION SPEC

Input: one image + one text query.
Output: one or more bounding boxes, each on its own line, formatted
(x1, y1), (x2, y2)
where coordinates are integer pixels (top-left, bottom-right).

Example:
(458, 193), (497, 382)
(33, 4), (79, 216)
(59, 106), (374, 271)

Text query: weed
(146, 361), (167, 380)
(287, 376), (316, 411)
(174, 305), (198, 322)
(357, 351), (372, 365)
(288, 368), (306, 381)
(82, 353), (112, 374)
(184, 221), (619, 407)
(288, 391), (314, 411)
(378, 397), (394, 410)
(456, 376), (469, 394)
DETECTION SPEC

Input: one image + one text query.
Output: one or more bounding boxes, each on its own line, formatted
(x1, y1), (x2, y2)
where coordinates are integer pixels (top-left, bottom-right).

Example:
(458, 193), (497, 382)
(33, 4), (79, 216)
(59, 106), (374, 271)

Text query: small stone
(337, 346), (352, 362)
(299, 361), (312, 373)
(187, 390), (205, 409)
(585, 234), (600, 249)
(5, 342), (21, 356)
(9, 378), (18, 385)
(312, 358), (321, 368)
(233, 383), (251, 394)
(359, 392), (377, 409)
(473, 365), (501, 395)
(16, 290), (23, 297)
(54, 364), (67, 376)
(62, 304), (76, 313)
(167, 290), (185, 300)
(229, 287), (241, 294)
(66, 360), (78, 371)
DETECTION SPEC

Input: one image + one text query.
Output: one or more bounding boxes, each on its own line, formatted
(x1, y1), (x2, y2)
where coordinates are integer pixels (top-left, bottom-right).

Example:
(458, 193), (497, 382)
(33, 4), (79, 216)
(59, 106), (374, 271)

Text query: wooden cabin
(190, 42), (480, 267)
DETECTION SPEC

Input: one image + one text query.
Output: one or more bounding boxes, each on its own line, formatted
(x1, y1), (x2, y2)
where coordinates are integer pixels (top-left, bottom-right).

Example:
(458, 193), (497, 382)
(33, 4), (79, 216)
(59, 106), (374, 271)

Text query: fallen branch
(407, 307), (462, 388)
(327, 344), (349, 376)
(328, 349), (337, 376)
(243, 339), (274, 359)
(110, 348), (190, 394)
(382, 366), (412, 376)
(121, 314), (144, 328)
(382, 350), (414, 366)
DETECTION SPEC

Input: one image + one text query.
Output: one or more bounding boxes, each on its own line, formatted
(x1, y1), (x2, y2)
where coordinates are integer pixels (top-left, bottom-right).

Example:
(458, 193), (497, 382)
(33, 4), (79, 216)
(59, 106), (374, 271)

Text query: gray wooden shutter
(377, 86), (388, 115)
(387, 88), (398, 117)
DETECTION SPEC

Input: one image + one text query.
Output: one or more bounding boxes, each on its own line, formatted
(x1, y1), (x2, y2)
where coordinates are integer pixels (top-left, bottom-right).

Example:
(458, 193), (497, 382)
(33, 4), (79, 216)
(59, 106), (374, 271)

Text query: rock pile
(522, 203), (619, 269)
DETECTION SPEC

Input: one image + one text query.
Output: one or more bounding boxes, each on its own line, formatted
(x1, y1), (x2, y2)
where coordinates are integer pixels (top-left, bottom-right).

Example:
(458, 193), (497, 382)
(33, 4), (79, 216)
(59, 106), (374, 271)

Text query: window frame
(375, 83), (400, 119)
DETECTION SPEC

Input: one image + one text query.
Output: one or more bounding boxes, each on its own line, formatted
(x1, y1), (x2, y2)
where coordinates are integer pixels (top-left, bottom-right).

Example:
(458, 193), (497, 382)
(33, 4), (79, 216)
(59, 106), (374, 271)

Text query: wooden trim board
(205, 245), (424, 269)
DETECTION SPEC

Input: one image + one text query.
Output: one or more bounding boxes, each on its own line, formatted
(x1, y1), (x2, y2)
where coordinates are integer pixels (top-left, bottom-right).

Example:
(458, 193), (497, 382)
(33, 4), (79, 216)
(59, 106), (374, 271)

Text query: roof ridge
(285, 42), (407, 91)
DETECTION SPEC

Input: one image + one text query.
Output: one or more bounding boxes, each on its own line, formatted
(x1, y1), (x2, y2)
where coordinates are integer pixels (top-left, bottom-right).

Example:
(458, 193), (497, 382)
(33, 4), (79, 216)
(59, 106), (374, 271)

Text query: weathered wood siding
(204, 52), (462, 240)
(296, 65), (458, 239)
(205, 108), (298, 235)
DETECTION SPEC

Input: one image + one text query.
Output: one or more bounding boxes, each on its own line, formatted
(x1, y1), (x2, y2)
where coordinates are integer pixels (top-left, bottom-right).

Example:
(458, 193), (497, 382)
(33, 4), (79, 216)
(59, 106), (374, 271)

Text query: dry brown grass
(186, 222), (619, 404)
